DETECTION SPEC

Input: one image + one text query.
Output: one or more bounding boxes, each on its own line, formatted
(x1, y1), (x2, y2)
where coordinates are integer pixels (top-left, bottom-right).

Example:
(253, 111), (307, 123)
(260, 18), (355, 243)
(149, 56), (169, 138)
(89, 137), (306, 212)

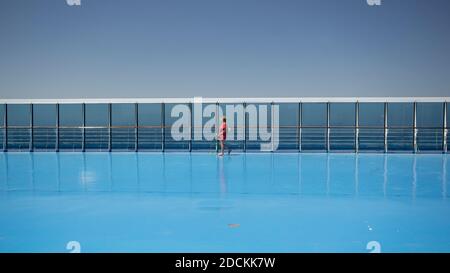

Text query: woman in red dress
(218, 117), (227, 156)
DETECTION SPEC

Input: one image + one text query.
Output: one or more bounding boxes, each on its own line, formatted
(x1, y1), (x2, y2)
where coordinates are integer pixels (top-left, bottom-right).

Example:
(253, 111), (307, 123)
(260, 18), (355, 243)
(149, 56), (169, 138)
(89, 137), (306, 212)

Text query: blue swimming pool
(0, 152), (449, 252)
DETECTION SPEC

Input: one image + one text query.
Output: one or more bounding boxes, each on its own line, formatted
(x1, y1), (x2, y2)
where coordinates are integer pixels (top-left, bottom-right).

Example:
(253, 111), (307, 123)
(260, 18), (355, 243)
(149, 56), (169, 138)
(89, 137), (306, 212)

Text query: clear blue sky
(0, 0), (449, 99)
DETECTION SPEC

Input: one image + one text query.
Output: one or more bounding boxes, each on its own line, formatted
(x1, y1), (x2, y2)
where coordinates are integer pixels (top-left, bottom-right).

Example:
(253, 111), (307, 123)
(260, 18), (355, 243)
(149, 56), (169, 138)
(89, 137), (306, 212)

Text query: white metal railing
(0, 97), (448, 153)
(0, 97), (449, 104)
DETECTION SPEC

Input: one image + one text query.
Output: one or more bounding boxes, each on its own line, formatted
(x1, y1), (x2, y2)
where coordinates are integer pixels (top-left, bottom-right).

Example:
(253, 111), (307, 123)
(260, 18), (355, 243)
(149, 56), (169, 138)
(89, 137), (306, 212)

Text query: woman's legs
(219, 140), (224, 156)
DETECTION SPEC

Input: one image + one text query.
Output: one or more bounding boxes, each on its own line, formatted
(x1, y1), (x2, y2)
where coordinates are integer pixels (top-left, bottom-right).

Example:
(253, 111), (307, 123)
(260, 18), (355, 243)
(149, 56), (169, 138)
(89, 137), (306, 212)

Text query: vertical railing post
(444, 101), (447, 153)
(56, 104), (59, 152)
(326, 102), (330, 152)
(243, 102), (247, 152)
(108, 103), (112, 152)
(135, 103), (138, 152)
(271, 101), (274, 152)
(355, 101), (359, 153)
(30, 103), (33, 152)
(216, 102), (219, 153)
(298, 102), (302, 152)
(3, 104), (7, 152)
(384, 102), (388, 153)
(161, 103), (165, 152)
(413, 101), (417, 153)
(189, 102), (192, 152)
(82, 103), (86, 152)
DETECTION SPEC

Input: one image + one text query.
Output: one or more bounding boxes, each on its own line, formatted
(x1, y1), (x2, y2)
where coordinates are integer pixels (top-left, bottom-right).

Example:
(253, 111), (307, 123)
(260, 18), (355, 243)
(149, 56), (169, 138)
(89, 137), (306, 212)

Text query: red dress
(219, 123), (227, 141)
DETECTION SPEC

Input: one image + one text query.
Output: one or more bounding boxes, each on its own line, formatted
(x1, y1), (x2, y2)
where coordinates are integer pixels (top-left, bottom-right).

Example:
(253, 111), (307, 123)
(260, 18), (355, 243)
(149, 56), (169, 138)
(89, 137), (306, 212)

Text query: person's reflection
(219, 156), (227, 196)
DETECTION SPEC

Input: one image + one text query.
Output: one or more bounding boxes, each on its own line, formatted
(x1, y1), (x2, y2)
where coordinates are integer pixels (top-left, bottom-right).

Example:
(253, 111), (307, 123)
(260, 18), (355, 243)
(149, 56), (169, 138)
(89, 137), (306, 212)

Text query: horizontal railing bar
(1, 125), (446, 129)
(0, 97), (448, 104)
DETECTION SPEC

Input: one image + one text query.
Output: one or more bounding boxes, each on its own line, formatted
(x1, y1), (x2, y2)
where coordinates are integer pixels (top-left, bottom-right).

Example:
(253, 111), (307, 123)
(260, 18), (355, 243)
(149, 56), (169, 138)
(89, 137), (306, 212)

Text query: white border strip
(0, 97), (448, 104)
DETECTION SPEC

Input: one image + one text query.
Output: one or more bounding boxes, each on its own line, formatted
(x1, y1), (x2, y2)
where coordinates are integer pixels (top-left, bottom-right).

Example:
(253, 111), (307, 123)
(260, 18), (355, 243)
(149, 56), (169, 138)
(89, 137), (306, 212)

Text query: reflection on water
(0, 152), (448, 199)
(218, 157), (227, 196)
(443, 155), (447, 198)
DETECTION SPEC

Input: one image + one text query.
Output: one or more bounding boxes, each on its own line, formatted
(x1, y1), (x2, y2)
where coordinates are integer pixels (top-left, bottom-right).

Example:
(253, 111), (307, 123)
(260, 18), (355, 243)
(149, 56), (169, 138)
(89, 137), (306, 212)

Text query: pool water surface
(0, 152), (449, 252)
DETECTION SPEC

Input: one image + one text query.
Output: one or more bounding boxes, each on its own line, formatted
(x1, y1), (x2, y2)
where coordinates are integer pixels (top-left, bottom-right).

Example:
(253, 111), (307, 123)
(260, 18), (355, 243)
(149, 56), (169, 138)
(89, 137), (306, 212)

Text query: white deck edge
(0, 97), (448, 104)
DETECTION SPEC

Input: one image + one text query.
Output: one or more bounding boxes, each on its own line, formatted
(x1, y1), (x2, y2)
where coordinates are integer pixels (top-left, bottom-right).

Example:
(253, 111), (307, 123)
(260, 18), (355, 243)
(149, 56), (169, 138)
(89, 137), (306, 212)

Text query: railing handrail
(0, 125), (446, 129)
(0, 97), (448, 104)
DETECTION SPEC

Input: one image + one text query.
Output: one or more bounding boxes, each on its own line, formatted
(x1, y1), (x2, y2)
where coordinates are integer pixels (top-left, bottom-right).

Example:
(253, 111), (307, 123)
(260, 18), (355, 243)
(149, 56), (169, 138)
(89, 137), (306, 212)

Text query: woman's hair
(222, 117), (226, 122)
